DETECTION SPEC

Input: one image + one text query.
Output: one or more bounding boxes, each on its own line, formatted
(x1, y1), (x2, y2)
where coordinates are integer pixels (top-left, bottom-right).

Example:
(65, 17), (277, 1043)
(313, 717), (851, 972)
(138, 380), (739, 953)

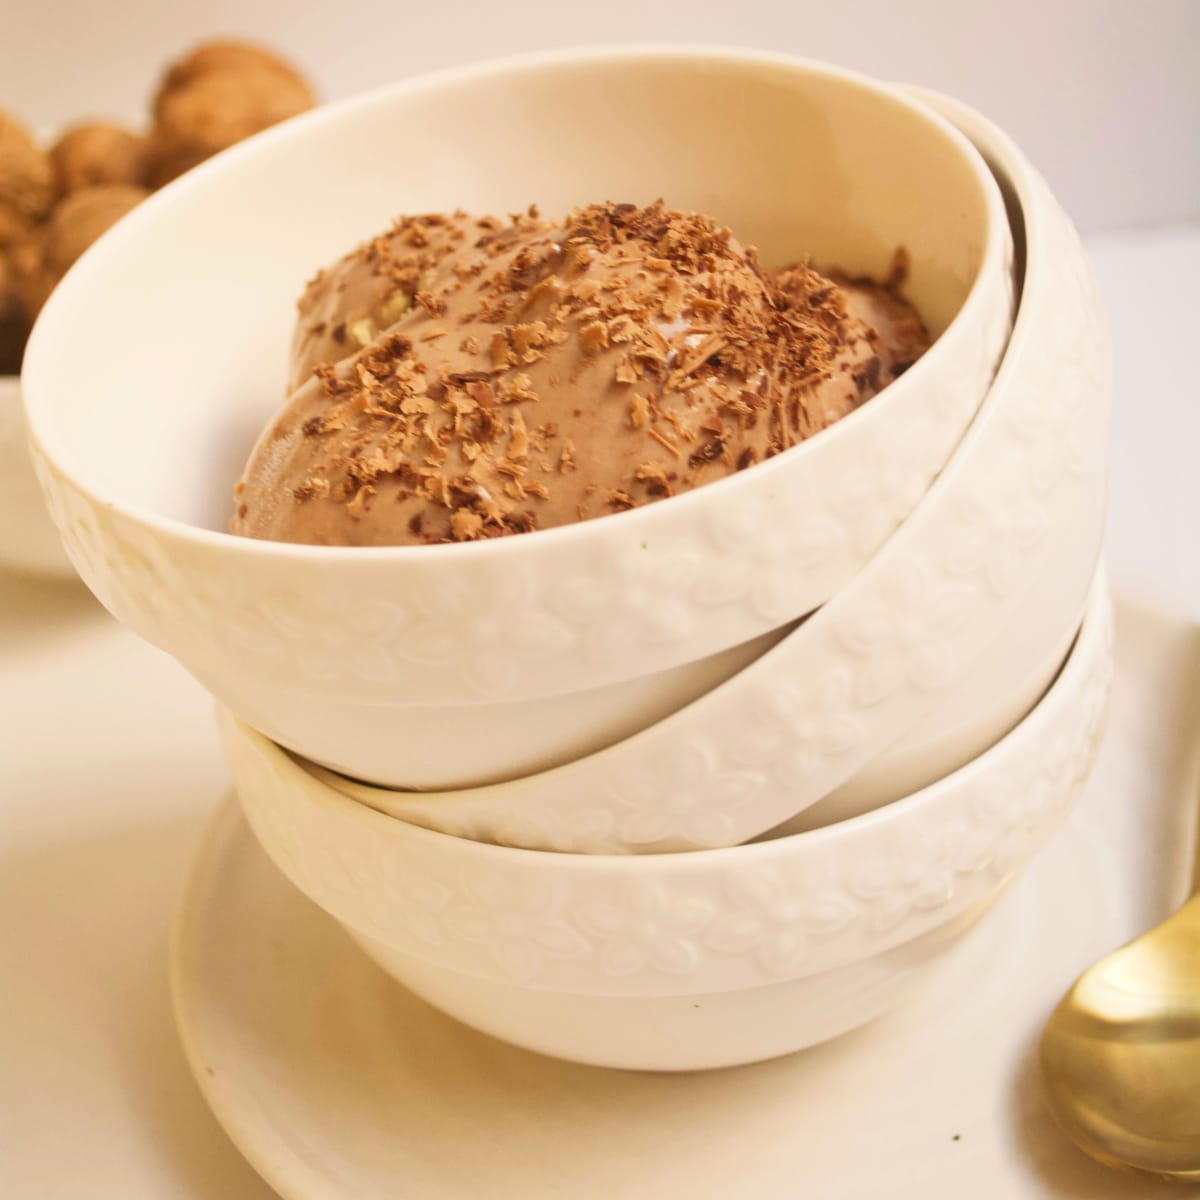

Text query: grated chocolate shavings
(234, 202), (930, 548)
(648, 426), (681, 458)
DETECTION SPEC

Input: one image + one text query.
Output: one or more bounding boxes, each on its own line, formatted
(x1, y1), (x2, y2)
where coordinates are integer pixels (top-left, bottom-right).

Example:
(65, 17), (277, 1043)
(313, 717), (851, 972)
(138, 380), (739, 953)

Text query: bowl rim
(22, 41), (1009, 564)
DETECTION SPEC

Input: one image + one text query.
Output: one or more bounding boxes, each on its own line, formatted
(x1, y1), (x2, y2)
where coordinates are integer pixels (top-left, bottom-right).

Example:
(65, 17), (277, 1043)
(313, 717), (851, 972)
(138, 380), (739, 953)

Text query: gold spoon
(1040, 848), (1200, 1180)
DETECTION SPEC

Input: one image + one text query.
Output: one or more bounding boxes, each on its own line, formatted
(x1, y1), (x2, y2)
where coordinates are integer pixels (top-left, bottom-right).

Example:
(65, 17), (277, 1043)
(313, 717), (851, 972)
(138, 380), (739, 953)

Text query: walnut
(1, 238), (36, 369)
(0, 199), (33, 252)
(12, 184), (148, 321)
(50, 123), (150, 193)
(0, 111), (54, 221)
(151, 40), (314, 122)
(42, 184), (148, 276)
(0, 251), (31, 372)
(149, 66), (315, 186)
(7, 228), (53, 323)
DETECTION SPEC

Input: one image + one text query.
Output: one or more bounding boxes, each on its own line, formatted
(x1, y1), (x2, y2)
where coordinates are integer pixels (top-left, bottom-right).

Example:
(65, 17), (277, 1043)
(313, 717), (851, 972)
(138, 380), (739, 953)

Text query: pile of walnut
(0, 40), (315, 373)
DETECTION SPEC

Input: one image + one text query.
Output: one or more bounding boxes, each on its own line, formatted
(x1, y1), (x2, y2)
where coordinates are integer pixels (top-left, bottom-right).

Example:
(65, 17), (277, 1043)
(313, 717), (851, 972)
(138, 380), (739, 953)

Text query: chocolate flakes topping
(234, 202), (931, 546)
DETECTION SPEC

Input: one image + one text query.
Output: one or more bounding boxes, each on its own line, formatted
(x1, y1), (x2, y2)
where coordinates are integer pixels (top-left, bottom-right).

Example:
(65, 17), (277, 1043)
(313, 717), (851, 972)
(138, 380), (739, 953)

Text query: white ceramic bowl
(314, 108), (1108, 853)
(0, 378), (73, 577)
(22, 46), (1012, 789)
(776, 84), (1114, 832)
(223, 570), (1112, 1070)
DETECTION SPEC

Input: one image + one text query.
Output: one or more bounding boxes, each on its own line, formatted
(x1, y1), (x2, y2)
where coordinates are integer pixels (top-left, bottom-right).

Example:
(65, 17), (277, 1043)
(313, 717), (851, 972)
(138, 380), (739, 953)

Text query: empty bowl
(222, 569), (1113, 1070)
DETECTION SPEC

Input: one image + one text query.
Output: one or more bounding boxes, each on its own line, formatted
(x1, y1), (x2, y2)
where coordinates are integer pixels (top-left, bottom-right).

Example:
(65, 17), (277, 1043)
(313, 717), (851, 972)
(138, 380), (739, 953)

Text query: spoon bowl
(1040, 892), (1200, 1180)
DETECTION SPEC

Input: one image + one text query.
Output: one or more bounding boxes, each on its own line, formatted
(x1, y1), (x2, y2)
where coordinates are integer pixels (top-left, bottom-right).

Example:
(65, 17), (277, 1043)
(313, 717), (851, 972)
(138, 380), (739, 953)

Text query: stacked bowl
(22, 49), (1113, 1070)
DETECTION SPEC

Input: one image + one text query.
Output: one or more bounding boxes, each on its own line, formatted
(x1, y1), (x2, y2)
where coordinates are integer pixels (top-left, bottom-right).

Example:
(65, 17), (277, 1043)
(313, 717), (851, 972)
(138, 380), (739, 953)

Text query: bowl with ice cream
(22, 46), (1013, 791)
(0, 41), (316, 577)
(256, 88), (1110, 853)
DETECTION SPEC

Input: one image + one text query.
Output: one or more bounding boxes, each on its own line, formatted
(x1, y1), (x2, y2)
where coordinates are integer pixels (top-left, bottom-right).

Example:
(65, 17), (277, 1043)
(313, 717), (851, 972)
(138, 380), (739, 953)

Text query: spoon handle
(1192, 687), (1200, 895)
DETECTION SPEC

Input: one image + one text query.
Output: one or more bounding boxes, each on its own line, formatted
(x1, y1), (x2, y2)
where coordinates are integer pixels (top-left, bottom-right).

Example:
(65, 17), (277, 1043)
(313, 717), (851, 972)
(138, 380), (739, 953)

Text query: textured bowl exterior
(30, 284), (1005, 703)
(348, 899), (997, 1070)
(225, 570), (1112, 999)
(0, 378), (73, 577)
(23, 48), (1013, 798)
(195, 622), (788, 791)
(782, 89), (1114, 829)
(320, 134), (1110, 851)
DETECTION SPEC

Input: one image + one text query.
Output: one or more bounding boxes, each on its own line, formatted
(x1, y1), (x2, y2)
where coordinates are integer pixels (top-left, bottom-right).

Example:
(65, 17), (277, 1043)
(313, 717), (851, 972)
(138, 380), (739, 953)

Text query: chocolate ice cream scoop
(232, 201), (929, 546)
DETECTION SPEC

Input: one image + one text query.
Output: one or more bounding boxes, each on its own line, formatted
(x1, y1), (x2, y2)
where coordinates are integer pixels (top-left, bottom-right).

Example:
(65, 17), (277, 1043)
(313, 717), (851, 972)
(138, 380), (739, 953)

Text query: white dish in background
(22, 46), (1012, 791)
(172, 592), (1197, 1200)
(0, 378), (73, 577)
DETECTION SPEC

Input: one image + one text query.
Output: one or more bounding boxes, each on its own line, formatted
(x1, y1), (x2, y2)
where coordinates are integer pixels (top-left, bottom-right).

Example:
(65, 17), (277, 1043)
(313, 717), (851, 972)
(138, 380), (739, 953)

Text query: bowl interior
(25, 48), (994, 536)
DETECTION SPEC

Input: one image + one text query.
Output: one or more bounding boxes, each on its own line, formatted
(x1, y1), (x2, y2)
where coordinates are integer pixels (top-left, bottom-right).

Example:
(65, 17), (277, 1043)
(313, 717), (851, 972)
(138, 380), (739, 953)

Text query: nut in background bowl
(222, 570), (1113, 1070)
(22, 46), (1012, 791)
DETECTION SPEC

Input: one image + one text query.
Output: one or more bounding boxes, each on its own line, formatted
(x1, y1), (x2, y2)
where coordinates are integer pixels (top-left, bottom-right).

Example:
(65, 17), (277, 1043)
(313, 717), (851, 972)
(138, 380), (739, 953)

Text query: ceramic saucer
(172, 597), (1196, 1200)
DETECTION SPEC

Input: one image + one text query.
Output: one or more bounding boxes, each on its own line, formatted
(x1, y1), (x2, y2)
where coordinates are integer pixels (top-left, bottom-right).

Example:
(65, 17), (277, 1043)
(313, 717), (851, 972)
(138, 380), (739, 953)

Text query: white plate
(172, 595), (1198, 1200)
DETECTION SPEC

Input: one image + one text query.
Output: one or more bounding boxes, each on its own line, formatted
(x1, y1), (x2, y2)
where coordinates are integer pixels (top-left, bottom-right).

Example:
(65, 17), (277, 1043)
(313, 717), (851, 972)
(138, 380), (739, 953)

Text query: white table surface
(1, 223), (1198, 1198)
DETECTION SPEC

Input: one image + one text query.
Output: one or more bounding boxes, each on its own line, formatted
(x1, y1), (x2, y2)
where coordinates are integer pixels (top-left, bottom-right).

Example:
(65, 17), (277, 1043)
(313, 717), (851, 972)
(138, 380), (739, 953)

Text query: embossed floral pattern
(830, 400), (959, 560)
(699, 487), (851, 624)
(444, 877), (587, 981)
(605, 739), (765, 849)
(834, 558), (980, 705)
(704, 866), (857, 977)
(258, 592), (407, 687)
(939, 463), (1049, 600)
(729, 667), (866, 793)
(574, 884), (714, 977)
(848, 827), (962, 935)
(549, 542), (705, 659)
(228, 577), (1113, 994)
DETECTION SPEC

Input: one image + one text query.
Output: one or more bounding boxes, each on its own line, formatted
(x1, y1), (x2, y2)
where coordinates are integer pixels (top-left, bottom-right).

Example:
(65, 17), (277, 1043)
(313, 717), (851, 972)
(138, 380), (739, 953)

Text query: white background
(2, 0), (1198, 233)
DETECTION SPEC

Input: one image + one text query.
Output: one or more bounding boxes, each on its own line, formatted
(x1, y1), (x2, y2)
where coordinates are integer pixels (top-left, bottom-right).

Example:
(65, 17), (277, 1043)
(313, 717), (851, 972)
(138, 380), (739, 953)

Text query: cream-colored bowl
(223, 571), (1112, 1070)
(776, 84), (1114, 832)
(22, 46), (1012, 790)
(0, 379), (72, 577)
(311, 104), (1108, 853)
